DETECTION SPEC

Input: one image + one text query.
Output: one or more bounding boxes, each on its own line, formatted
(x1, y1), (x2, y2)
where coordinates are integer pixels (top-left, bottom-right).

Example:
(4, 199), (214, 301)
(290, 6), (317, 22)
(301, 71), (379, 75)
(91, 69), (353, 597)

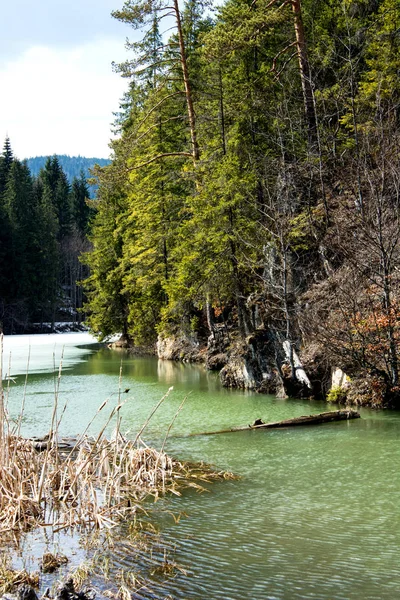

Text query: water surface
(3, 334), (400, 599)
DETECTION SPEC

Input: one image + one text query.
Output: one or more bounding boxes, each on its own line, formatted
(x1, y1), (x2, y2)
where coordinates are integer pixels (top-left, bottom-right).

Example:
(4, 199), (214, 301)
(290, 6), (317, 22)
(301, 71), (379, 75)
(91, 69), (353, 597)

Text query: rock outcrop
(110, 326), (328, 399)
(205, 325), (229, 371)
(331, 367), (350, 389)
(219, 330), (278, 393)
(108, 334), (131, 349)
(157, 333), (204, 362)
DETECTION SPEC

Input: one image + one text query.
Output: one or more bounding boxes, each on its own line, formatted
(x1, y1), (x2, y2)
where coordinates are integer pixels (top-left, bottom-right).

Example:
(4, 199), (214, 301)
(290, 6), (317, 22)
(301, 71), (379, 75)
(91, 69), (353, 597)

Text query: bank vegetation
(81, 0), (400, 408)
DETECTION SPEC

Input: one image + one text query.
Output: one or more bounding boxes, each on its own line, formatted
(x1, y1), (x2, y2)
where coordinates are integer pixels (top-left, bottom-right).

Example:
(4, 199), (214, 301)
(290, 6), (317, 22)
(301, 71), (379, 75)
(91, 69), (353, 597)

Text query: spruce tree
(2, 160), (38, 325)
(35, 181), (60, 325)
(82, 163), (131, 340)
(0, 136), (14, 197)
(71, 171), (92, 234)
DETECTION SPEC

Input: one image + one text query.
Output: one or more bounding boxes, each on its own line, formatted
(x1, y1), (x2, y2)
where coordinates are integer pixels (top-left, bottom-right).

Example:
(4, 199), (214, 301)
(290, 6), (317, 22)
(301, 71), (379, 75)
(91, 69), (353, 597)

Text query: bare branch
(271, 41), (297, 73)
(133, 116), (186, 145)
(128, 152), (193, 170)
(131, 91), (186, 138)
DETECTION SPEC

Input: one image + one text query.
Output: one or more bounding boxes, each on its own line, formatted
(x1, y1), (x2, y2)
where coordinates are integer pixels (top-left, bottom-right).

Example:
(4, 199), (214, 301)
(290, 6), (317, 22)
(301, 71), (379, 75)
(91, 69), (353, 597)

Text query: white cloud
(0, 40), (129, 159)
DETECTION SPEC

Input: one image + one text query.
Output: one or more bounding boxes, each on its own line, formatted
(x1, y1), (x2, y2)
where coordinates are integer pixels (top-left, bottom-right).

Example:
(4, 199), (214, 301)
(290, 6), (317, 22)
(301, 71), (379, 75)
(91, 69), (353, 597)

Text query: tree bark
(291, 0), (317, 146)
(173, 0), (200, 162)
(206, 293), (215, 338)
(282, 339), (312, 389)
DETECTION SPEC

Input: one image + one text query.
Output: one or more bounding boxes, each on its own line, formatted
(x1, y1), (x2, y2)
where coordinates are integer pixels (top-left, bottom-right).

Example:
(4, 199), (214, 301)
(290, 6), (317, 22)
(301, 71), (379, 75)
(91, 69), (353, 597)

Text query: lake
(3, 333), (400, 599)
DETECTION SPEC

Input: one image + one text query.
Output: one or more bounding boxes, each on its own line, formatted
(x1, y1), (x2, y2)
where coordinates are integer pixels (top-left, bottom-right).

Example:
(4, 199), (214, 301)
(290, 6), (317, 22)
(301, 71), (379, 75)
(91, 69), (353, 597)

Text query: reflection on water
(4, 334), (400, 599)
(157, 358), (203, 386)
(2, 332), (100, 377)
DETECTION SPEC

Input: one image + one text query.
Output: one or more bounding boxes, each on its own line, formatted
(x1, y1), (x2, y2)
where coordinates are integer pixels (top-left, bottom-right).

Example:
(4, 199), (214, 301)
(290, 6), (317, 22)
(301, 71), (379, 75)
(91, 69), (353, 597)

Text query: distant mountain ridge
(25, 155), (110, 186)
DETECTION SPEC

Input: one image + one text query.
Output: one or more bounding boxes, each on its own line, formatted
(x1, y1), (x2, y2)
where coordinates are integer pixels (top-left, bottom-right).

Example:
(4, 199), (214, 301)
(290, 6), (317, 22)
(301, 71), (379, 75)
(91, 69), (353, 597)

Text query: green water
(4, 334), (400, 599)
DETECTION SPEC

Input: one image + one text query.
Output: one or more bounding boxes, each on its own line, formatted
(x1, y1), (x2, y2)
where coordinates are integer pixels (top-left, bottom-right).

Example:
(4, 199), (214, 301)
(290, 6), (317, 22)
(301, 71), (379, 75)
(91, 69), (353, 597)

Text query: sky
(0, 0), (133, 159)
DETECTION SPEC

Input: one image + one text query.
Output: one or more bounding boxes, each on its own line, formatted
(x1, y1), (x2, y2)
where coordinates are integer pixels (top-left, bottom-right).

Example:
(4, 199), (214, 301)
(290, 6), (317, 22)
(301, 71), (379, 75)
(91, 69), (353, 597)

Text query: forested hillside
(25, 155), (110, 196)
(83, 0), (400, 407)
(0, 139), (93, 333)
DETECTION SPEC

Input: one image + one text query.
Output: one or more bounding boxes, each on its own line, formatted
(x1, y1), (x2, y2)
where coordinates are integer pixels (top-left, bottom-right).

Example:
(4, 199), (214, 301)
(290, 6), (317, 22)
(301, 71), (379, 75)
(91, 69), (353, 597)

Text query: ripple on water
(5, 344), (400, 600)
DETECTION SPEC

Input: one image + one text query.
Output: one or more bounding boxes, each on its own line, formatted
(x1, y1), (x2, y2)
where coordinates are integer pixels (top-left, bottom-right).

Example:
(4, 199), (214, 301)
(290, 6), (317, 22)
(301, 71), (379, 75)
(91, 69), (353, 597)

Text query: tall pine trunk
(173, 0), (200, 162)
(291, 0), (317, 146)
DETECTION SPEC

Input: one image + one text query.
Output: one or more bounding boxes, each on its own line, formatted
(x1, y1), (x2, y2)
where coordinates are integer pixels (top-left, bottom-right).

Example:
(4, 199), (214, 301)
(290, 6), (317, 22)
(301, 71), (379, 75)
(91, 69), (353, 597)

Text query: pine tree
(112, 0), (201, 164)
(33, 180), (60, 325)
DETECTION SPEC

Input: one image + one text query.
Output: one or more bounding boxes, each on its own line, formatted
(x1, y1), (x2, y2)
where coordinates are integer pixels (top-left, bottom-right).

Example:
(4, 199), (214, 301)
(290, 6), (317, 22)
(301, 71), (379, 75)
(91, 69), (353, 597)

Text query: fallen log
(189, 409), (360, 436)
(32, 440), (75, 452)
(29, 434), (79, 453)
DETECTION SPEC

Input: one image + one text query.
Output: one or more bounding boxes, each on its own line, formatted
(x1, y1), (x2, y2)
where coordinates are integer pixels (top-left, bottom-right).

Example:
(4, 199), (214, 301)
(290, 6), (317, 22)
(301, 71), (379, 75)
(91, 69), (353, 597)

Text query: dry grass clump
(114, 570), (148, 598)
(41, 553), (68, 574)
(0, 435), (45, 532)
(0, 431), (234, 536)
(0, 339), (237, 537)
(0, 554), (39, 595)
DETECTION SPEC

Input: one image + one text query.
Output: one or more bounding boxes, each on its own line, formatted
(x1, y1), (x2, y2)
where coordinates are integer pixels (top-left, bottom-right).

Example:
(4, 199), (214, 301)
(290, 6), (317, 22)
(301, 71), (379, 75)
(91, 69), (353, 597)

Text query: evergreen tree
(112, 0), (202, 164)
(83, 163), (131, 340)
(71, 171), (93, 234)
(54, 169), (72, 240)
(0, 136), (14, 196)
(34, 180), (60, 324)
(38, 157), (72, 240)
(2, 160), (39, 326)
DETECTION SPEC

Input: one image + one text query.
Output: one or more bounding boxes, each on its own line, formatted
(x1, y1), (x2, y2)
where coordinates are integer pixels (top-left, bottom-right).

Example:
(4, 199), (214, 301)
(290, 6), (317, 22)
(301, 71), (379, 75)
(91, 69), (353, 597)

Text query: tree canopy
(82, 0), (400, 403)
(0, 140), (93, 333)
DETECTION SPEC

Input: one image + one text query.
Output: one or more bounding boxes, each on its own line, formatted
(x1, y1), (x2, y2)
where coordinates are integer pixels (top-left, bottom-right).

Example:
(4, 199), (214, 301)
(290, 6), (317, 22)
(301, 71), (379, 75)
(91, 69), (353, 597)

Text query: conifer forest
(0, 143), (93, 331)
(3, 0), (400, 407)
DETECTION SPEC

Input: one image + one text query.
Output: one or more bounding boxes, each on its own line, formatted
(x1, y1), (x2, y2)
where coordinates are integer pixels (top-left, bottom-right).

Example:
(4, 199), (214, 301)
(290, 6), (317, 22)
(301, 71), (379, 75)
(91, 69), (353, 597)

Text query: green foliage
(38, 157), (73, 240)
(288, 205), (325, 251)
(326, 385), (349, 404)
(25, 155), (109, 196)
(0, 138), (93, 332)
(82, 162), (131, 341)
(4, 161), (44, 308)
(71, 172), (93, 234)
(357, 0), (400, 127)
(82, 0), (400, 386)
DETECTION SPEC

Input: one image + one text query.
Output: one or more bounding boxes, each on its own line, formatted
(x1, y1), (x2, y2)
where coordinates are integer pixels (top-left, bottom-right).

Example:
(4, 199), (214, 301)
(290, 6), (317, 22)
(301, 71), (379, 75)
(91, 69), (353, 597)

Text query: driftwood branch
(189, 410), (360, 436)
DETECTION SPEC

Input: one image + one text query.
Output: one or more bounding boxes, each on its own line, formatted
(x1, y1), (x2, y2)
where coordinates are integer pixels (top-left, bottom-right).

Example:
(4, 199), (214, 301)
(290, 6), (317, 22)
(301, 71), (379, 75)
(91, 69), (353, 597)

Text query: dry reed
(0, 554), (39, 595)
(0, 335), (241, 600)
(0, 336), (237, 539)
(0, 432), (236, 536)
